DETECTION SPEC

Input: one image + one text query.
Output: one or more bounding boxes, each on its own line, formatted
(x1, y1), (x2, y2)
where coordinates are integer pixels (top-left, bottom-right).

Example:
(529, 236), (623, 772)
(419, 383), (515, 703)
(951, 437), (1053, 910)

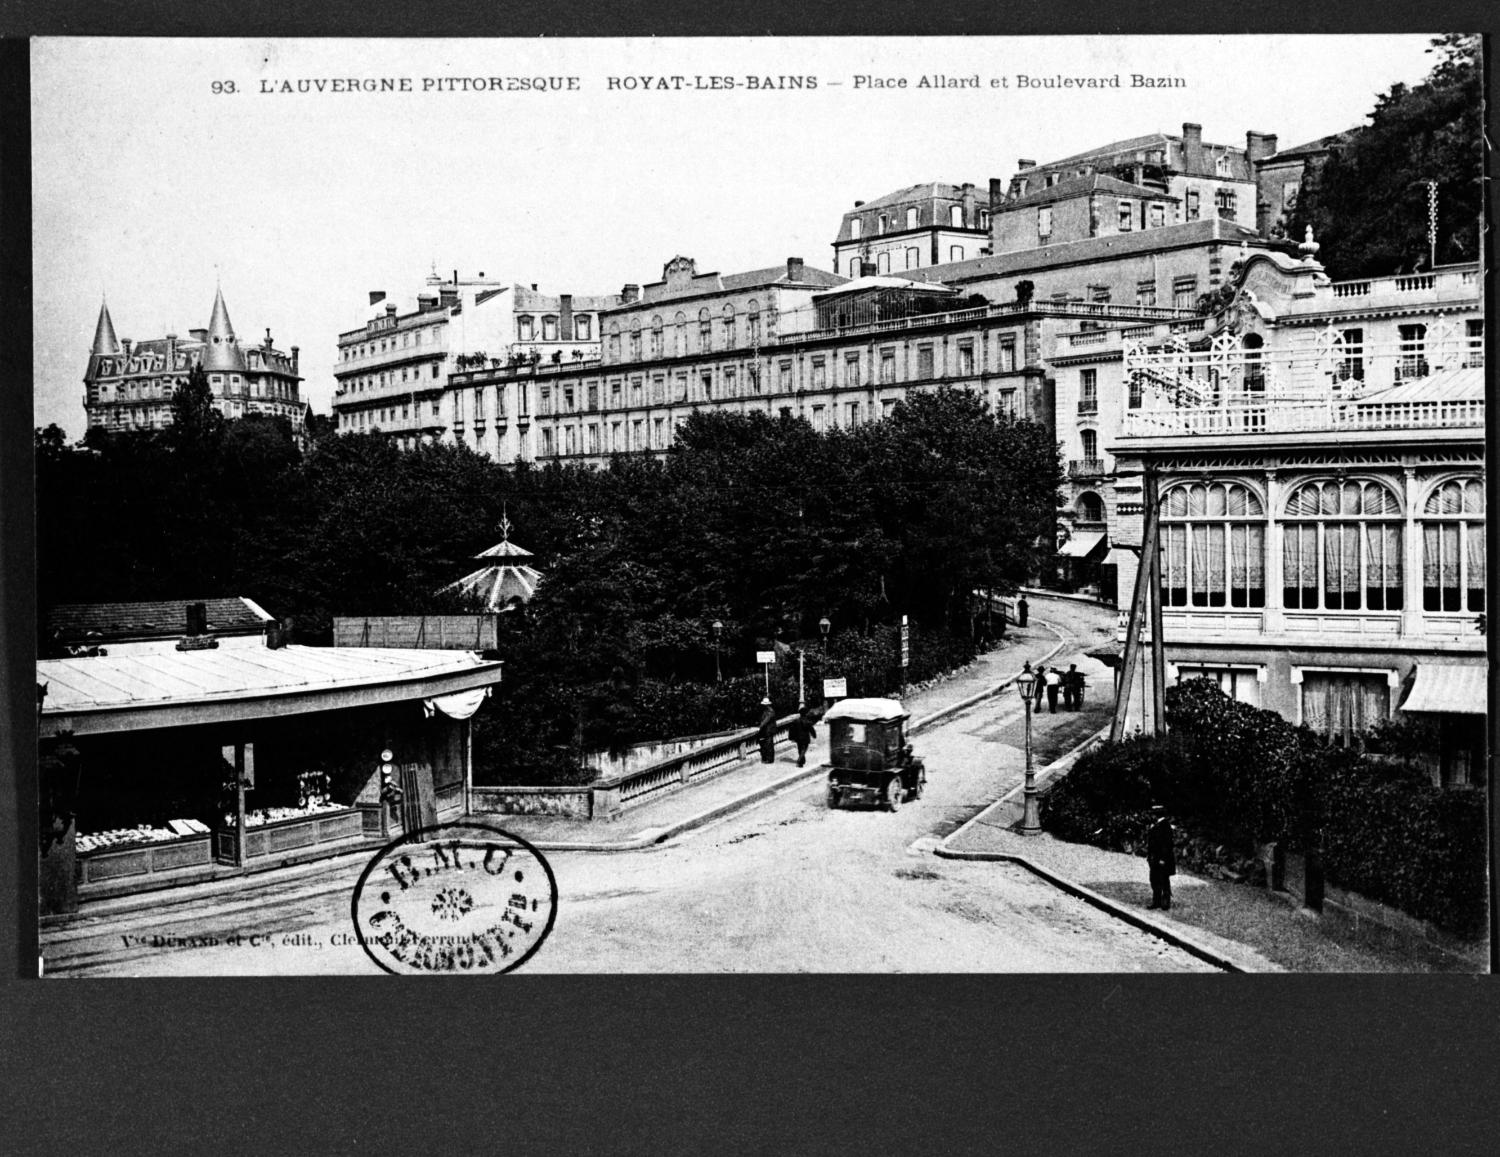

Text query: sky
(30, 34), (1444, 435)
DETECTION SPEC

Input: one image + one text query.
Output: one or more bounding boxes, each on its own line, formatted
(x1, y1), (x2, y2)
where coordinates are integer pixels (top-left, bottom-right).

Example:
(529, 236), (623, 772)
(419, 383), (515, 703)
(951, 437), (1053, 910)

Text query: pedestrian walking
(1146, 804), (1176, 910)
(756, 698), (777, 764)
(1017, 595), (1029, 628)
(790, 705), (817, 767)
(1063, 663), (1084, 710)
(1043, 666), (1061, 713)
(1031, 664), (1048, 712)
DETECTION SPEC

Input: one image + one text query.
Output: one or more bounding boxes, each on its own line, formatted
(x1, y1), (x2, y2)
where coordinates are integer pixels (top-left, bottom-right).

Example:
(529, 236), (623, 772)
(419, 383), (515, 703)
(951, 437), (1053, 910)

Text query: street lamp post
(1015, 662), (1041, 835)
(797, 648), (805, 711)
(712, 619), (723, 683)
(818, 615), (831, 700)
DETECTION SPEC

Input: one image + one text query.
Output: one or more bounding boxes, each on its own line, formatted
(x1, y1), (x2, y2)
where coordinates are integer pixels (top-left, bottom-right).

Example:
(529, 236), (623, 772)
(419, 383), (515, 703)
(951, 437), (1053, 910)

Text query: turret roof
(203, 287), (246, 372)
(91, 301), (121, 357)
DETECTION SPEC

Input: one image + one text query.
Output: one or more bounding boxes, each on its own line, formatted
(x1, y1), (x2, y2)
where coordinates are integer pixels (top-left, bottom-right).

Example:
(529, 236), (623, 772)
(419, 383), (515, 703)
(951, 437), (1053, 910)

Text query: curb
(934, 844), (1253, 973)
(933, 722), (1264, 974)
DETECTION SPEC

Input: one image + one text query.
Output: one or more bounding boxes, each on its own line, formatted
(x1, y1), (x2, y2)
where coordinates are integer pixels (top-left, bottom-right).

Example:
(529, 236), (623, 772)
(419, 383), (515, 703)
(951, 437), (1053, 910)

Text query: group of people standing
(758, 699), (820, 767)
(1030, 663), (1087, 714)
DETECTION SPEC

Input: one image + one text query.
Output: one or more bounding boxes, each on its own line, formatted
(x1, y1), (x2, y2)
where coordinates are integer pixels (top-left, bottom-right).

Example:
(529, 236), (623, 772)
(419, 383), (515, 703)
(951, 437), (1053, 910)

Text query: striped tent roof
(438, 512), (542, 610)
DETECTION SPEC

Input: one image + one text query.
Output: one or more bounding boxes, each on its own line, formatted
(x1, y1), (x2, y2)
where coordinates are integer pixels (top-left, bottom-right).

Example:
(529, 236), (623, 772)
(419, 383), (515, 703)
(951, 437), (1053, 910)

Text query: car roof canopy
(823, 697), (908, 723)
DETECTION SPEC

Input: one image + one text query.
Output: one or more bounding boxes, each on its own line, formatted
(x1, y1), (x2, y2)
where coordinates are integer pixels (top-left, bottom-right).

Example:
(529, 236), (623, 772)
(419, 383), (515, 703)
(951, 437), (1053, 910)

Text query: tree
(170, 362), (224, 445)
(1286, 35), (1481, 278)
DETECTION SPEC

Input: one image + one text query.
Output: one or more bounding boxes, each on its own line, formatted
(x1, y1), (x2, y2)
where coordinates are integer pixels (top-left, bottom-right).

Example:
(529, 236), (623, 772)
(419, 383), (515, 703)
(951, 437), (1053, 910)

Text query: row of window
(341, 326), (441, 361)
(342, 362), (444, 393)
(840, 246), (969, 277)
(1149, 478), (1485, 614)
(849, 205), (990, 240)
(606, 301), (768, 362)
(538, 337), (1018, 415)
(515, 314), (593, 342)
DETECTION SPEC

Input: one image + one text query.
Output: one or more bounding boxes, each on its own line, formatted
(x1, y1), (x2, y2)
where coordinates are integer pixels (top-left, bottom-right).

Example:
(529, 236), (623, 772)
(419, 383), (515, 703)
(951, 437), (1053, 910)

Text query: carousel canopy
(438, 511), (543, 611)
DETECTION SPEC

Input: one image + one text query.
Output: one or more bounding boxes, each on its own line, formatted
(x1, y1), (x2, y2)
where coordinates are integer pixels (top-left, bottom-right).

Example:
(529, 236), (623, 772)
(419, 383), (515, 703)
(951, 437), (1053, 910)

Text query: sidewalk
(487, 612), (1081, 851)
(939, 749), (1485, 975)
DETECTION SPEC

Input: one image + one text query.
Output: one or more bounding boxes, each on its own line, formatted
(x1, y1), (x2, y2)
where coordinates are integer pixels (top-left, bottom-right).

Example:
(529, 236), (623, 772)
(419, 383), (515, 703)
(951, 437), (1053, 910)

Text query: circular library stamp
(350, 820), (558, 975)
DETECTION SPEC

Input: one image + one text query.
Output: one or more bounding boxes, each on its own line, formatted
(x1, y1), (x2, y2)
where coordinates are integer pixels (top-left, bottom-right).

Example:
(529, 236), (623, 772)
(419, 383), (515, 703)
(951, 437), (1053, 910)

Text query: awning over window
(423, 687), (491, 721)
(1400, 663), (1488, 715)
(1102, 547), (1134, 567)
(1059, 530), (1106, 559)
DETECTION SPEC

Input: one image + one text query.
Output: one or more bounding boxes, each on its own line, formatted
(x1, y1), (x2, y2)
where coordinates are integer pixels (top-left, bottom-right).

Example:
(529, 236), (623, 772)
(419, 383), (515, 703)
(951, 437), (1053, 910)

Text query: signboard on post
(823, 677), (847, 699)
(899, 616), (910, 667)
(755, 651), (776, 664)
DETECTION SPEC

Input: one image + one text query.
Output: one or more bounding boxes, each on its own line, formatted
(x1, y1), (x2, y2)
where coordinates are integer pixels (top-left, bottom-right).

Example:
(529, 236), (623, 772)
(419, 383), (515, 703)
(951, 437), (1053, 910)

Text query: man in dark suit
(1146, 804), (1176, 910)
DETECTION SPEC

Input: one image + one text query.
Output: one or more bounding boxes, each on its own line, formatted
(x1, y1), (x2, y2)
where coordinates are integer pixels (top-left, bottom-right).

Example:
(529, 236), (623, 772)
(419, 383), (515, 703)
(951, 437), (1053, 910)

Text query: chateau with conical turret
(83, 290), (304, 437)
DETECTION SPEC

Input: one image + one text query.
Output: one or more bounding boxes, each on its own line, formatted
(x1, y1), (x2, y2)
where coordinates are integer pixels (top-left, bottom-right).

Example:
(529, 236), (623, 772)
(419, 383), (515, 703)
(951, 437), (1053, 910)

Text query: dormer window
(878, 215), (888, 234)
(949, 205), (963, 228)
(906, 207), (918, 229)
(1215, 154), (1231, 177)
(517, 316), (534, 341)
(850, 217), (862, 240)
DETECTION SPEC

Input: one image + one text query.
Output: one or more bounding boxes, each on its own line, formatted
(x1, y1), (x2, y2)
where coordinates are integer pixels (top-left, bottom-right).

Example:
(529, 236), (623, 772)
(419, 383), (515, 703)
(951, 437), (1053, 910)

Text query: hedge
(1040, 677), (1488, 936)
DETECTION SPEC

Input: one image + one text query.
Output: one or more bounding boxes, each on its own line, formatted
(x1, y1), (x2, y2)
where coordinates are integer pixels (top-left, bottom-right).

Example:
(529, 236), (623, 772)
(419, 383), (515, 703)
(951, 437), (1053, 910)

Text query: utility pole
(1112, 466), (1165, 740)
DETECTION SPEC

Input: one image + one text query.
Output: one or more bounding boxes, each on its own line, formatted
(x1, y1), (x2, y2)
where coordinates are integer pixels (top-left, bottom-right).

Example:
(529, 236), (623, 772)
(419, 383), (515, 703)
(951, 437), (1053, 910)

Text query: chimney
(186, 602), (207, 636)
(121, 338), (133, 357)
(385, 302), (397, 316)
(961, 182), (976, 225)
(989, 177), (1004, 211)
(621, 284), (640, 304)
(531, 284), (538, 291)
(1246, 130), (1278, 165)
(291, 346), (300, 372)
(1182, 122), (1204, 173)
(786, 257), (805, 281)
(1017, 159), (1036, 170)
(559, 293), (574, 340)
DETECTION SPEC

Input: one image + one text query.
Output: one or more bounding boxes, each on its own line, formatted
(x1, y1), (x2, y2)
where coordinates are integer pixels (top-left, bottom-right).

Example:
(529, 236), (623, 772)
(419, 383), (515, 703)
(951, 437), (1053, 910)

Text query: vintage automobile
(823, 697), (926, 811)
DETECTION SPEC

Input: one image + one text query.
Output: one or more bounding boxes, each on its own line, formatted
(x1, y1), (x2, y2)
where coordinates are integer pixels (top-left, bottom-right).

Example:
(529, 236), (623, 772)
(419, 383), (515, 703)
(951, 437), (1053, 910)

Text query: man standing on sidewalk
(1146, 804), (1176, 910)
(1043, 666), (1062, 713)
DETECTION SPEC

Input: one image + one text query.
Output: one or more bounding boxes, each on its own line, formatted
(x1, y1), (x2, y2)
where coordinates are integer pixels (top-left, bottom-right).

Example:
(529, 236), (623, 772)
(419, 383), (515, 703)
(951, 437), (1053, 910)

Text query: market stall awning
(1059, 530), (1106, 558)
(1400, 662), (1488, 715)
(37, 645), (505, 737)
(1102, 547), (1134, 567)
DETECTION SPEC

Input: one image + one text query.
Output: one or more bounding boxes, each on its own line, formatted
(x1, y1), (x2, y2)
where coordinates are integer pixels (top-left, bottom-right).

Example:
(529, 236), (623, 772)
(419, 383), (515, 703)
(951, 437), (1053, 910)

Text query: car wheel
(885, 774), (903, 812)
(826, 785), (840, 809)
(912, 770), (926, 800)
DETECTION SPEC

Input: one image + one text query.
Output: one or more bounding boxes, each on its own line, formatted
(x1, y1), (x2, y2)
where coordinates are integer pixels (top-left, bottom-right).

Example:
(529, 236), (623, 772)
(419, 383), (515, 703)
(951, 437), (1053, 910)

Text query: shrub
(1041, 677), (1488, 936)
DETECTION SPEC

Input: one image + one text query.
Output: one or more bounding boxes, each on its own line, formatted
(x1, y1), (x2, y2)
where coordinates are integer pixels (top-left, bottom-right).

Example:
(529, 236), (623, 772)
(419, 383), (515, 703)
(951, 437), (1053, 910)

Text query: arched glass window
(1077, 492), (1104, 523)
(1080, 429), (1098, 459)
(1283, 479), (1403, 612)
(746, 301), (760, 345)
(698, 307), (712, 352)
(649, 315), (663, 357)
(517, 315), (534, 341)
(607, 321), (621, 361)
(1423, 478), (1484, 612)
(905, 247), (921, 269)
(1162, 481), (1266, 608)
(722, 303), (736, 348)
(629, 316), (642, 360)
(674, 312), (687, 356)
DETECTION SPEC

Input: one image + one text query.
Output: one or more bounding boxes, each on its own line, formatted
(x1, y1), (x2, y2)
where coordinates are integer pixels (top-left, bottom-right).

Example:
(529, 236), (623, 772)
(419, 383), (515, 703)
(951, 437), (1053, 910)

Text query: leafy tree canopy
(1287, 34), (1481, 279)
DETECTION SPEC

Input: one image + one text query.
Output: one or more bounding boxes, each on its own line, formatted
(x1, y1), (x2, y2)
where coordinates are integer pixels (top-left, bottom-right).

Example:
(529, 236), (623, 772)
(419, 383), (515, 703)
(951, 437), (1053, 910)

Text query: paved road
(42, 599), (1211, 975)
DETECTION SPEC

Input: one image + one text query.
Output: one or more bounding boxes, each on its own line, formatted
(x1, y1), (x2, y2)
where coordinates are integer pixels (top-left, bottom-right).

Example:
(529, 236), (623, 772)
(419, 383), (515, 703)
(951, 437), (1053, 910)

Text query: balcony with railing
(771, 298), (1197, 346)
(1318, 265), (1478, 311)
(1068, 458), (1108, 480)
